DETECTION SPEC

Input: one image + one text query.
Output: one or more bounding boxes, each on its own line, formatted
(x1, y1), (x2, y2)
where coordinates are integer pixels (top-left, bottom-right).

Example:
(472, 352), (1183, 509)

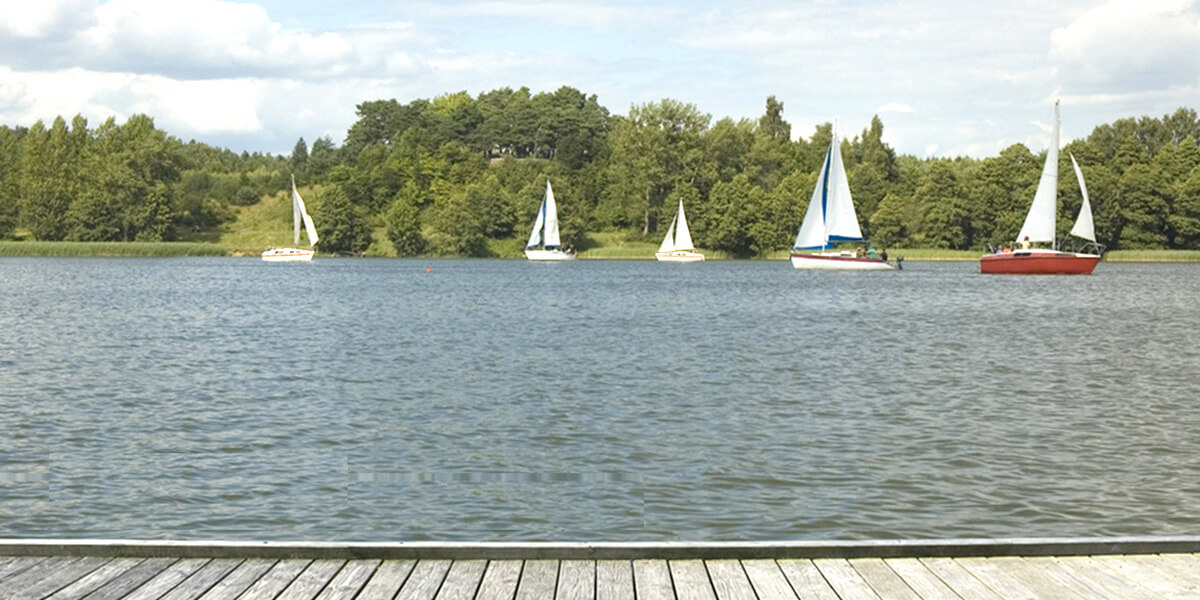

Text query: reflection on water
(2, 257), (1199, 541)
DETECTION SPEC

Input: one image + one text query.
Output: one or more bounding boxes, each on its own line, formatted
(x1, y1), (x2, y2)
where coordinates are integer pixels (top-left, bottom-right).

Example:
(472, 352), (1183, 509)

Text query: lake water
(2, 257), (1199, 542)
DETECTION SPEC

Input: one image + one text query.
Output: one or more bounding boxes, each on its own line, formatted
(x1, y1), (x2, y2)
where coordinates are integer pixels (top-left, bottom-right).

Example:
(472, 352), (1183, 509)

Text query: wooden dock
(2, 537), (1199, 599)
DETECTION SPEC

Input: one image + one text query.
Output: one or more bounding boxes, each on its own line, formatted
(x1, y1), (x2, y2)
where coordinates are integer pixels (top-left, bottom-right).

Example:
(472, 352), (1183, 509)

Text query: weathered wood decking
(1, 537), (1199, 599)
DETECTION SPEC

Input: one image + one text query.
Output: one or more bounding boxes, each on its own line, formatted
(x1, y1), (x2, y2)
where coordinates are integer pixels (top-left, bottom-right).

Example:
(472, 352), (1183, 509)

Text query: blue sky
(1, 0), (1197, 158)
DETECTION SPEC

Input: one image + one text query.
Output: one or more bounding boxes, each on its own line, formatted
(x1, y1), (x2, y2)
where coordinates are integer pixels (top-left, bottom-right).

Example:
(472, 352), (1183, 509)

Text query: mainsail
(526, 180), (561, 249)
(1016, 100), (1060, 246)
(793, 129), (864, 250)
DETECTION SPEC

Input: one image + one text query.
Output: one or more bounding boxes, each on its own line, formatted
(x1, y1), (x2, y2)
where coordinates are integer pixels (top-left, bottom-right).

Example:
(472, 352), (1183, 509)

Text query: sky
(0, 0), (1197, 159)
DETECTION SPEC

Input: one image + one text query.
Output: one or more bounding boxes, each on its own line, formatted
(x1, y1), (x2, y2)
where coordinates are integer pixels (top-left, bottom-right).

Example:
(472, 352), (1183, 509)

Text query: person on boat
(880, 248), (888, 262)
(867, 245), (878, 259)
(1020, 236), (1031, 250)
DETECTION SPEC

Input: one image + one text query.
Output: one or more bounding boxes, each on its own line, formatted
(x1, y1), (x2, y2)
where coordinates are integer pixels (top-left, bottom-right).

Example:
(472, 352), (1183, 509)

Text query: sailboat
(262, 175), (319, 262)
(525, 180), (576, 261)
(790, 126), (892, 270)
(655, 199), (704, 262)
(980, 101), (1102, 275)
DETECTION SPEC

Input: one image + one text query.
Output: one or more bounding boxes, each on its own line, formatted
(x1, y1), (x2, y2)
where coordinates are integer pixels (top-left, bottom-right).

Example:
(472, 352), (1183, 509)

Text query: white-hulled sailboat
(790, 127), (892, 270)
(655, 199), (704, 262)
(980, 100), (1102, 275)
(262, 176), (319, 262)
(525, 180), (576, 261)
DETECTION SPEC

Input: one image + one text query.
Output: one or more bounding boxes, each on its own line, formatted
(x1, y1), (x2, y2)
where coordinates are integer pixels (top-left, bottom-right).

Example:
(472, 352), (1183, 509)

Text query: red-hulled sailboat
(981, 101), (1102, 275)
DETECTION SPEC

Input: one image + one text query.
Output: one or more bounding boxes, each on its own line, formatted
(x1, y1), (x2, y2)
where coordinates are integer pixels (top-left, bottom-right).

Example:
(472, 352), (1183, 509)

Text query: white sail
(525, 193), (547, 248)
(658, 212), (677, 253)
(674, 200), (694, 251)
(794, 147), (832, 249)
(1068, 153), (1096, 243)
(291, 177), (318, 246)
(526, 180), (562, 249)
(825, 134), (863, 242)
(1017, 101), (1060, 245)
(793, 131), (863, 249)
(543, 180), (561, 248)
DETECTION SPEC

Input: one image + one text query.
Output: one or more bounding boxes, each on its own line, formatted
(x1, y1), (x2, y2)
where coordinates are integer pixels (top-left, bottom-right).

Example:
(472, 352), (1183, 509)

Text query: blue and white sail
(793, 130), (864, 250)
(526, 180), (561, 249)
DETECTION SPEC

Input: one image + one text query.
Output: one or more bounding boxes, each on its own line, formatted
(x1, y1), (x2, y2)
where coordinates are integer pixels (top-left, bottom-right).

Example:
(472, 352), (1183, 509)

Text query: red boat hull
(980, 250), (1100, 274)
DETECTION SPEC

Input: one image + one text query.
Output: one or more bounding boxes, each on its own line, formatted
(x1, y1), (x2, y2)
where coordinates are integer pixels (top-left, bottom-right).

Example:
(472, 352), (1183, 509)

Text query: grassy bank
(1104, 249), (1200, 262)
(0, 241), (227, 257)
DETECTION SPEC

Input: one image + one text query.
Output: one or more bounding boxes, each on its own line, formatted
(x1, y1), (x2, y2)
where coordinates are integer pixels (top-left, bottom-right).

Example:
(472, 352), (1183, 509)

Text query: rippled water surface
(2, 257), (1200, 541)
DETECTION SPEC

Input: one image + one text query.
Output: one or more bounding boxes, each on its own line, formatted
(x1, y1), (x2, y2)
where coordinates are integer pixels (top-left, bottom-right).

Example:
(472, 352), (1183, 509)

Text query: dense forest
(1, 86), (1198, 256)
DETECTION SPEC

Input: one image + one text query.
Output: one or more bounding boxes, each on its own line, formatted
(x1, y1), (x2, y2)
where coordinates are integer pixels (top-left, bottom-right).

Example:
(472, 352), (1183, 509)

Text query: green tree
(0, 126), (22, 238)
(1171, 165), (1200, 248)
(20, 117), (82, 240)
(426, 184), (487, 256)
(758, 96), (791, 142)
(703, 174), (764, 256)
(869, 192), (910, 248)
(312, 184), (372, 254)
(385, 182), (426, 256)
(918, 160), (970, 248)
(290, 137), (308, 176)
(1117, 163), (1169, 248)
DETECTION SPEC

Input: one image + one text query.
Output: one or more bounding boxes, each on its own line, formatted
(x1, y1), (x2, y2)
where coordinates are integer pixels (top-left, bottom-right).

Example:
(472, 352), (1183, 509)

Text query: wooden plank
(918, 557), (1003, 600)
(777, 559), (839, 600)
(395, 559), (452, 600)
(880, 558), (961, 600)
(953, 557), (1038, 600)
(80, 558), (181, 600)
(475, 560), (521, 600)
(355, 559), (416, 600)
(849, 558), (920, 600)
(315, 559), (381, 600)
(9, 556), (109, 600)
(434, 559), (487, 600)
(1093, 554), (1199, 599)
(669, 559), (716, 600)
(0, 556), (45, 581)
(275, 559), (346, 600)
(556, 559), (595, 600)
(0, 556), (85, 597)
(1053, 556), (1162, 600)
(813, 558), (881, 600)
(515, 560), (558, 600)
(45, 557), (144, 600)
(237, 560), (313, 600)
(157, 558), (242, 600)
(196, 558), (277, 600)
(596, 560), (634, 600)
(705, 559), (756, 600)
(1029, 556), (1129, 600)
(997, 557), (1090, 600)
(121, 558), (211, 600)
(1156, 554), (1200, 586)
(632, 559), (674, 600)
(740, 559), (798, 599)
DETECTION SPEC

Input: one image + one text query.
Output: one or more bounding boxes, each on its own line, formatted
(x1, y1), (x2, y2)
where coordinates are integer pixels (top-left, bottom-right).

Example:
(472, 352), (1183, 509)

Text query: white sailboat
(655, 199), (704, 262)
(262, 176), (319, 262)
(790, 127), (892, 270)
(980, 100), (1101, 274)
(525, 180), (576, 261)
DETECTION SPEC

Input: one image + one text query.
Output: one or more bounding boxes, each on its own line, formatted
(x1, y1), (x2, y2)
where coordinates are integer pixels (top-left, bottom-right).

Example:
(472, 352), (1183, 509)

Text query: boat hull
(790, 252), (893, 271)
(261, 247), (314, 262)
(655, 251), (704, 262)
(525, 248), (577, 261)
(980, 249), (1099, 274)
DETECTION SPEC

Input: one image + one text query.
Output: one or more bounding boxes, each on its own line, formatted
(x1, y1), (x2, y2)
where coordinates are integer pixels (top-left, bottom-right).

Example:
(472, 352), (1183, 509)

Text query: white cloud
(877, 103), (914, 114)
(1050, 0), (1200, 93)
(0, 0), (95, 40)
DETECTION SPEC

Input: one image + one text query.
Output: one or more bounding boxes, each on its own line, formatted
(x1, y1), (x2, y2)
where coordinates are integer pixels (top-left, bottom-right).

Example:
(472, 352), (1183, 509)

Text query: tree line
(1, 86), (1198, 256)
